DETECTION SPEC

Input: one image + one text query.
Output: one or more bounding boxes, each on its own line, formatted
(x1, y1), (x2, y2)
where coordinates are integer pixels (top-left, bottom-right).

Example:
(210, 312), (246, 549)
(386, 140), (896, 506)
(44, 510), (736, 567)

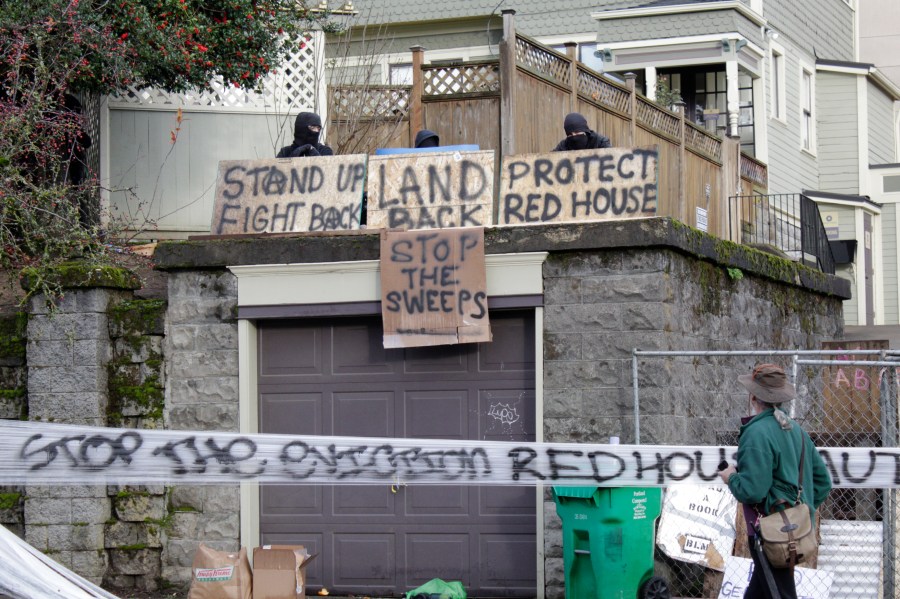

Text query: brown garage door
(258, 310), (536, 598)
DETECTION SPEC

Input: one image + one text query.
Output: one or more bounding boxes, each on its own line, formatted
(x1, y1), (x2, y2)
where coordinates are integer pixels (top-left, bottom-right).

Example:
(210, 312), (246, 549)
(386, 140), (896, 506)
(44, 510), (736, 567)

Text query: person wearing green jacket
(718, 363), (832, 599)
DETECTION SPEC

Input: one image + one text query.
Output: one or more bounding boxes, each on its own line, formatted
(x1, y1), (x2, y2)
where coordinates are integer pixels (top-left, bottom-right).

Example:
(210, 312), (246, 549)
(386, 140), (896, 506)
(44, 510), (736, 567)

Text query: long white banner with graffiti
(0, 420), (896, 488)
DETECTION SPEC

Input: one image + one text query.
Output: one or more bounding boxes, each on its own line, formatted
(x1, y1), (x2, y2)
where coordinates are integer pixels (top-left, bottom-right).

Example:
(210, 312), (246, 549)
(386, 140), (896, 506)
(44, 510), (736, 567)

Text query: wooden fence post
(625, 72), (637, 146)
(410, 45), (425, 146)
(675, 100), (687, 225)
(721, 135), (742, 242)
(564, 42), (577, 112)
(499, 9), (517, 158)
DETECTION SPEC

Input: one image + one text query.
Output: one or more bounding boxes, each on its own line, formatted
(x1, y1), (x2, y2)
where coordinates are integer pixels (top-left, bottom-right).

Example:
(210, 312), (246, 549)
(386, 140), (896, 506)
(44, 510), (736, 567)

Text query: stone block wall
(10, 279), (170, 590)
(25, 288), (133, 583)
(104, 298), (168, 591)
(0, 312), (27, 537)
(540, 248), (844, 599)
(161, 269), (240, 588)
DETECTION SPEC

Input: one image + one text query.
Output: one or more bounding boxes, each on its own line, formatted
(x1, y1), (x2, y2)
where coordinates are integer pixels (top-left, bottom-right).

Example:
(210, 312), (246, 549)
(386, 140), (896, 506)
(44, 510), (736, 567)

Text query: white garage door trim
(230, 252), (548, 594)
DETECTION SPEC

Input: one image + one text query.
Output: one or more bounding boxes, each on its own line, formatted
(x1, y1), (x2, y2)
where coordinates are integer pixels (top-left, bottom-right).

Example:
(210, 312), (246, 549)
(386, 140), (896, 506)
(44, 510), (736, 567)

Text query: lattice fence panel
(514, 36), (571, 86)
(422, 63), (500, 96)
(576, 67), (630, 114)
(108, 33), (321, 111)
(740, 154), (768, 186)
(685, 123), (722, 161)
(329, 86), (410, 120)
(636, 97), (680, 139)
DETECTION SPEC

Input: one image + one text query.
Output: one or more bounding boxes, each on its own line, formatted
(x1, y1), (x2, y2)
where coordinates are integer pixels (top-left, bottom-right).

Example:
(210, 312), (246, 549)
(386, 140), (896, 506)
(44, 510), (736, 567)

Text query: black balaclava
(414, 129), (440, 148)
(563, 112), (591, 150)
(294, 112), (322, 146)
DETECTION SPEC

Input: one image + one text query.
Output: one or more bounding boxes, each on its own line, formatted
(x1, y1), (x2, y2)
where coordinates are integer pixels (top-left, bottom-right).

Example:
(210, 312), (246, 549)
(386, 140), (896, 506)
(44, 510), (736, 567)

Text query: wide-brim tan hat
(738, 363), (795, 404)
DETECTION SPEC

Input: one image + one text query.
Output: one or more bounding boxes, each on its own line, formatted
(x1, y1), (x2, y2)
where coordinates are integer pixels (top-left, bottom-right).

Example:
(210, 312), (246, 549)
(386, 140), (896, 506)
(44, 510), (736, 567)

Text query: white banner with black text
(0, 420), (895, 488)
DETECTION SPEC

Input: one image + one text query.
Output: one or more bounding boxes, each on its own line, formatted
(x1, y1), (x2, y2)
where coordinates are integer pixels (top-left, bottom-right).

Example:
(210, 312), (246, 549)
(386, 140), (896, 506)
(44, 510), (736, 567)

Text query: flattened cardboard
(211, 155), (367, 235)
(366, 150), (495, 230)
(380, 227), (490, 348)
(253, 545), (318, 599)
(498, 146), (659, 225)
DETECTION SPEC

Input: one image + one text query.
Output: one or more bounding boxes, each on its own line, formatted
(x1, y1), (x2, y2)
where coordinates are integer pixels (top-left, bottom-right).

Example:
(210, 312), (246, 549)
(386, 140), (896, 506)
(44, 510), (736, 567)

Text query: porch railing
(730, 193), (836, 274)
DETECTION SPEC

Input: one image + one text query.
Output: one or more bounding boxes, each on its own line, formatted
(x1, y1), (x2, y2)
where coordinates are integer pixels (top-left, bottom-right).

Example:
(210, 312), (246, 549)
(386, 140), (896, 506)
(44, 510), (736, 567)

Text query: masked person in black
(551, 112), (611, 152)
(276, 112), (334, 158)
(414, 129), (440, 148)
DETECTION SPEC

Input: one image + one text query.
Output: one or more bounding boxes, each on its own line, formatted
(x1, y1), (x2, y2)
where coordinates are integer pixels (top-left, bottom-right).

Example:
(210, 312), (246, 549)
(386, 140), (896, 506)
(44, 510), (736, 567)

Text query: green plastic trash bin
(552, 486), (668, 599)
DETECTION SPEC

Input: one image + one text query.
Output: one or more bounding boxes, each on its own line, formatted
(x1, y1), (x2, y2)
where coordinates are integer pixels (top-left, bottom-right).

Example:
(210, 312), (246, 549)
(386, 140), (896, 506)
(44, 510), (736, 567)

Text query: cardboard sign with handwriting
(367, 151), (495, 230)
(498, 147), (658, 225)
(211, 155), (366, 235)
(380, 228), (490, 348)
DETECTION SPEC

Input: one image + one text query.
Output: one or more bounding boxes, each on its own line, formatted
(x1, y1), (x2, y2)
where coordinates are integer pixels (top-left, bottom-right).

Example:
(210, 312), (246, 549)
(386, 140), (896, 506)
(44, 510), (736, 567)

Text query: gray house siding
(328, 29), (503, 59)
(597, 12), (744, 45)
(765, 47), (819, 194)
(837, 265), (858, 325)
(817, 72), (859, 194)
(763, 0), (854, 63)
(352, 1), (605, 39)
(883, 202), (899, 324)
(868, 80), (896, 165)
(352, 0), (758, 41)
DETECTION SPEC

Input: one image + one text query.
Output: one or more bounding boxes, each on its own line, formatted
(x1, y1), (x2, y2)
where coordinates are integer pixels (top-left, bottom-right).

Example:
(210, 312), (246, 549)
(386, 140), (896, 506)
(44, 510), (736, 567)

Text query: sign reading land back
(366, 151), (495, 230)
(498, 147), (658, 225)
(380, 227), (490, 349)
(211, 156), (367, 235)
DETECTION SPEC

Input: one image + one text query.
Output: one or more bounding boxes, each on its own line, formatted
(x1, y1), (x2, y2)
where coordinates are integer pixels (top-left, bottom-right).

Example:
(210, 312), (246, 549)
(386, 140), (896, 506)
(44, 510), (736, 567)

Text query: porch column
(645, 66), (657, 101)
(726, 60), (740, 137)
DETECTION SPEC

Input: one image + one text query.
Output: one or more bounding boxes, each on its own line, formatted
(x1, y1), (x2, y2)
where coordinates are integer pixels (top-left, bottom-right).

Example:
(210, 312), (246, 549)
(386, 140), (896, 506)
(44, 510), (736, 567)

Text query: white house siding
(868, 80), (896, 165)
(108, 109), (292, 236)
(882, 202), (899, 324)
(763, 0), (854, 63)
(765, 45), (819, 194)
(817, 72), (859, 194)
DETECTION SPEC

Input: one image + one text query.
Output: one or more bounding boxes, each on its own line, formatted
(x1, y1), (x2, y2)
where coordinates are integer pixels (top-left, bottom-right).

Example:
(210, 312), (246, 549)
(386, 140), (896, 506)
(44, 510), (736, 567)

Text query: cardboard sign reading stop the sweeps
(380, 228), (490, 348)
(367, 151), (495, 230)
(498, 147), (658, 225)
(211, 156), (367, 235)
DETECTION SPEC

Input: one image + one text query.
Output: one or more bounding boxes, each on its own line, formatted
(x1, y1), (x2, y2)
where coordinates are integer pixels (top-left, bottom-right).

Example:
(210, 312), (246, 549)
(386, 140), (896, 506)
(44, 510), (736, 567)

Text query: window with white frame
(770, 45), (785, 121)
(389, 63), (413, 85)
(800, 65), (815, 151)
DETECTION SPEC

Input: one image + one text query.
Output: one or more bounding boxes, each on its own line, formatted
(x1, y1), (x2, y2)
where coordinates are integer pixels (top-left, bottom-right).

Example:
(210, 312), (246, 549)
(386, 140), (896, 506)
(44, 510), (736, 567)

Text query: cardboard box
(253, 545), (318, 599)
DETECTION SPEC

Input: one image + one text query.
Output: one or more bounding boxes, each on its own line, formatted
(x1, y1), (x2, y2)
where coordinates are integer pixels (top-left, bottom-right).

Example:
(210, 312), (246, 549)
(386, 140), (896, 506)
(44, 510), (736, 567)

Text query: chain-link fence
(632, 349), (899, 599)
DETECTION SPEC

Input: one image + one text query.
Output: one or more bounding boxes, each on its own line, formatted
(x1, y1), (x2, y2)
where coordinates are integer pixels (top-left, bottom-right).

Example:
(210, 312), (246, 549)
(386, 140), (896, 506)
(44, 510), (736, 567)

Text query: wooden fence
(328, 11), (767, 240)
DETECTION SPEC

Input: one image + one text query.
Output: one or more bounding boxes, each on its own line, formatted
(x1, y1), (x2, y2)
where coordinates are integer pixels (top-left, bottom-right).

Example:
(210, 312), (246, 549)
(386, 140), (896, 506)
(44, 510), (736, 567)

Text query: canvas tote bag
(756, 440), (817, 568)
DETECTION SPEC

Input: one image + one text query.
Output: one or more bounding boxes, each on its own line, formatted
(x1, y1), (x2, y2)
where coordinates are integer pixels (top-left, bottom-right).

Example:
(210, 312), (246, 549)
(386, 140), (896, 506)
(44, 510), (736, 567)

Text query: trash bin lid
(552, 486), (599, 499)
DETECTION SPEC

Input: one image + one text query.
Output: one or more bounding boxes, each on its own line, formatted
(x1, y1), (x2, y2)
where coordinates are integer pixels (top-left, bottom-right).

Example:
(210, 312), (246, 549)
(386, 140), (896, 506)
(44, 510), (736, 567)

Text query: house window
(800, 67), (814, 151)
(389, 63), (413, 85)
(884, 175), (900, 193)
(738, 72), (755, 156)
(578, 43), (605, 73)
(770, 47), (785, 120)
